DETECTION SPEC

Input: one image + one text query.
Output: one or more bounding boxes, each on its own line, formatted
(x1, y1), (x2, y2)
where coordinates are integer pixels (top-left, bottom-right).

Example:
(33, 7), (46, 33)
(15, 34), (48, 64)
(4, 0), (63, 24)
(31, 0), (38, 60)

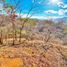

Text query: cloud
(48, 1), (67, 8)
(0, 3), (4, 14)
(16, 13), (31, 18)
(0, 3), (3, 10)
(16, 13), (67, 20)
(30, 16), (48, 19)
(45, 9), (67, 16)
(16, 13), (48, 19)
(45, 10), (57, 14)
(58, 9), (64, 15)
(58, 9), (67, 15)
(57, 2), (67, 8)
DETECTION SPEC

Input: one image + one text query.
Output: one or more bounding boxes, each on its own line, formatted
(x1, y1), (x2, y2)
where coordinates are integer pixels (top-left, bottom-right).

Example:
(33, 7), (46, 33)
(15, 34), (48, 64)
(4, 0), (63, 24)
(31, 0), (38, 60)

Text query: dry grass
(0, 16), (67, 67)
(0, 38), (67, 67)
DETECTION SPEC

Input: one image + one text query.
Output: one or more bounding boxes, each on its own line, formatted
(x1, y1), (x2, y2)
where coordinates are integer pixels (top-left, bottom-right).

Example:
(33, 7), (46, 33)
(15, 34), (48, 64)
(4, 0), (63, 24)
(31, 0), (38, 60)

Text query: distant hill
(51, 17), (67, 23)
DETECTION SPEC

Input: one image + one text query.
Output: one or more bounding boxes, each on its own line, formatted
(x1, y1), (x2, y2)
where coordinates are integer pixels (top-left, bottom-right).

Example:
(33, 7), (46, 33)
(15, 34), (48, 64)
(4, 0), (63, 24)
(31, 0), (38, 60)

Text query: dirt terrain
(0, 38), (67, 67)
(0, 15), (67, 67)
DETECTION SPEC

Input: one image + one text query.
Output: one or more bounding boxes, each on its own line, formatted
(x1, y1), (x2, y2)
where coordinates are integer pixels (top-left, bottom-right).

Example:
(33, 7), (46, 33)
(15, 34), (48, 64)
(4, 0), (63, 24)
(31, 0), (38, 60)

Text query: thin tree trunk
(19, 28), (22, 44)
(0, 30), (3, 44)
(12, 21), (15, 45)
(46, 30), (51, 43)
(19, 22), (25, 44)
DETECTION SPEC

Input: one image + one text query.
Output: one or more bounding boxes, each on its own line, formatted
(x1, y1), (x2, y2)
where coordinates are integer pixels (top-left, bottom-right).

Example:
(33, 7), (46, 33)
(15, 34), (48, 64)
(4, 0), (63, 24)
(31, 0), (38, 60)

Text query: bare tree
(1, 0), (43, 45)
(18, 0), (41, 44)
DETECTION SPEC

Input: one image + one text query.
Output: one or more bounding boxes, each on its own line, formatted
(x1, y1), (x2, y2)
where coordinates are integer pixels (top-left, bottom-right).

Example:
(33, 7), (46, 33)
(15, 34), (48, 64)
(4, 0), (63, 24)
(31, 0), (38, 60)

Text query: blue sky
(0, 0), (67, 19)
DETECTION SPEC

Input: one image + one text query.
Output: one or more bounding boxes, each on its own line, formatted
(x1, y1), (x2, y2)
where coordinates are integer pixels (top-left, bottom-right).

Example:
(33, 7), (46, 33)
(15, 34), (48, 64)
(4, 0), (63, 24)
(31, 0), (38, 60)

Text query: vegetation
(0, 0), (67, 67)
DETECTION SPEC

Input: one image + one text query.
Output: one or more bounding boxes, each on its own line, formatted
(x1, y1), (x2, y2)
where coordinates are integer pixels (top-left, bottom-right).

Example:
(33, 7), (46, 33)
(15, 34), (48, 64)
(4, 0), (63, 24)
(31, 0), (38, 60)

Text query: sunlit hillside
(0, 0), (67, 67)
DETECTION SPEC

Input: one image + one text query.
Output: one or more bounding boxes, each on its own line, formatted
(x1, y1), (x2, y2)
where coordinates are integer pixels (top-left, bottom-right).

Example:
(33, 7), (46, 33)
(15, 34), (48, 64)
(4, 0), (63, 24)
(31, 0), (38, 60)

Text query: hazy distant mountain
(51, 17), (67, 23)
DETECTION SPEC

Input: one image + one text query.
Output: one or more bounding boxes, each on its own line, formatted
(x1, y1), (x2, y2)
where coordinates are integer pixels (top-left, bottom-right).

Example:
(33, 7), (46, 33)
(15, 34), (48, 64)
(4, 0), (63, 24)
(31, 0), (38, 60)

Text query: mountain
(51, 17), (67, 23)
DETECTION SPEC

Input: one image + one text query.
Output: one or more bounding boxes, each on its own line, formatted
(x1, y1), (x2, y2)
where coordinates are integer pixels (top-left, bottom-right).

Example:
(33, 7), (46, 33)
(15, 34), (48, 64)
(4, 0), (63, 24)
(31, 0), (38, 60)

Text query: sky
(0, 0), (67, 19)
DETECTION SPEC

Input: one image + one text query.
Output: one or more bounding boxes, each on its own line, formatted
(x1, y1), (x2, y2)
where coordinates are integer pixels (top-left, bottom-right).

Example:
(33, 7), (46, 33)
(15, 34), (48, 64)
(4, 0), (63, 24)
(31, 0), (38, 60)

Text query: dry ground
(0, 38), (67, 67)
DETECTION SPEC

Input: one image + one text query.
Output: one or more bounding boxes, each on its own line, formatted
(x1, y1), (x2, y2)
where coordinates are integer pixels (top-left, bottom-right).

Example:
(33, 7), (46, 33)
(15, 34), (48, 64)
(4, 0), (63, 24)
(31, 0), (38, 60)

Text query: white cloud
(16, 13), (48, 19)
(48, 1), (67, 8)
(58, 9), (64, 15)
(57, 2), (67, 8)
(30, 15), (67, 20)
(45, 10), (57, 14)
(48, 0), (60, 5)
(30, 16), (48, 19)
(16, 13), (67, 20)
(17, 13), (31, 18)
(58, 9), (67, 15)
(0, 3), (3, 10)
(0, 3), (4, 14)
(45, 9), (67, 16)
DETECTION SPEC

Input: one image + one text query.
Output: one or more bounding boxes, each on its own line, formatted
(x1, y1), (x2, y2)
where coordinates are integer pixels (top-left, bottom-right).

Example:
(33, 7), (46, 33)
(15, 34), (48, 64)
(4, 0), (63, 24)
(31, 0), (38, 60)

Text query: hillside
(0, 15), (67, 67)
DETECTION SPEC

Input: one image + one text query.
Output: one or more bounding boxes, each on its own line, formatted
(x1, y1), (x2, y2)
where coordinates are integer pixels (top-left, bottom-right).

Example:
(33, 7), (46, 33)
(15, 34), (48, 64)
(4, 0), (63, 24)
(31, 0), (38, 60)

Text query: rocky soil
(0, 37), (67, 67)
